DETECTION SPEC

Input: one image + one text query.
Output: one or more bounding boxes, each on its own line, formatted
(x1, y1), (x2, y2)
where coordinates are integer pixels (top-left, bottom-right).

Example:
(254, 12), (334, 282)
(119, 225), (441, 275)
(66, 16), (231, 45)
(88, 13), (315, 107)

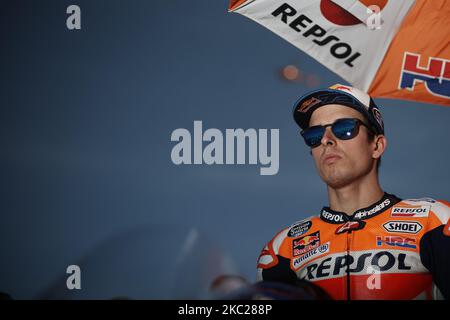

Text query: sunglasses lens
(302, 126), (325, 147)
(302, 119), (363, 148)
(332, 119), (358, 140)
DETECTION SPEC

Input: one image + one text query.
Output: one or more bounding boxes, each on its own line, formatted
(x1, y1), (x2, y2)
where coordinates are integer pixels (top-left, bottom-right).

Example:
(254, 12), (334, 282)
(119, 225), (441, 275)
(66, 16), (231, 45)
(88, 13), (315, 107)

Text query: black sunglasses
(301, 118), (374, 148)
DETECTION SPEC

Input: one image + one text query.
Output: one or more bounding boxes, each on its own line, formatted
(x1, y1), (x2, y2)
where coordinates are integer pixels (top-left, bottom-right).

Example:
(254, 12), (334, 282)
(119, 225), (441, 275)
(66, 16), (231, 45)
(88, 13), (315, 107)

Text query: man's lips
(322, 154), (342, 164)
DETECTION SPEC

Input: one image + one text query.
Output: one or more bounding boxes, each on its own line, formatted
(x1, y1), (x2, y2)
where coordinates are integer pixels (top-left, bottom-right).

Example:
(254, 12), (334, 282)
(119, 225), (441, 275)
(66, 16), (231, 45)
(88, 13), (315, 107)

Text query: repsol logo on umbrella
(170, 121), (279, 175)
(272, 3), (361, 67)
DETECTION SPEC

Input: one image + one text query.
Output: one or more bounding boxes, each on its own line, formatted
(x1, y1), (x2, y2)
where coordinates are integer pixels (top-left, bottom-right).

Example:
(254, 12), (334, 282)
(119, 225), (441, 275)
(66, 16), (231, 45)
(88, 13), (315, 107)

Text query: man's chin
(320, 171), (353, 189)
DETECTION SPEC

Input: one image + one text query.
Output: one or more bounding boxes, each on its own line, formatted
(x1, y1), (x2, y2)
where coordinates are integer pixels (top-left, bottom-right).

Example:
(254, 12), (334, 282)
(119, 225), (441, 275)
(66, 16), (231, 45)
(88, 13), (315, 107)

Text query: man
(256, 84), (450, 300)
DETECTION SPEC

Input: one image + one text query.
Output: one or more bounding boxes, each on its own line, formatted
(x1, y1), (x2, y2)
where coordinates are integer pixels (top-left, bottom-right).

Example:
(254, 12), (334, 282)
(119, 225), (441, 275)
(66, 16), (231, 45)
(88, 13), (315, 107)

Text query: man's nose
(320, 127), (336, 146)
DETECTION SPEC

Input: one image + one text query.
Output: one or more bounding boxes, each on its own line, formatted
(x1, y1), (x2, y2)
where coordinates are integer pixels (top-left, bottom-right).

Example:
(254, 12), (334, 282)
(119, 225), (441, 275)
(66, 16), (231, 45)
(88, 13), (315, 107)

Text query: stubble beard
(318, 160), (372, 190)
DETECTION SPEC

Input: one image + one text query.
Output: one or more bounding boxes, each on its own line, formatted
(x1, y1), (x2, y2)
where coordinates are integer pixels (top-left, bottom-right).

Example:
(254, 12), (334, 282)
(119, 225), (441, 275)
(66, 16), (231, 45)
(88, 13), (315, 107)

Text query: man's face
(308, 104), (378, 189)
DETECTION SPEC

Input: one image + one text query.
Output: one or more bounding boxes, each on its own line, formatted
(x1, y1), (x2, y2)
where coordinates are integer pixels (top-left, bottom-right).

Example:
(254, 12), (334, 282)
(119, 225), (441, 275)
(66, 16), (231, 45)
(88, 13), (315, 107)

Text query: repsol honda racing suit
(256, 193), (450, 299)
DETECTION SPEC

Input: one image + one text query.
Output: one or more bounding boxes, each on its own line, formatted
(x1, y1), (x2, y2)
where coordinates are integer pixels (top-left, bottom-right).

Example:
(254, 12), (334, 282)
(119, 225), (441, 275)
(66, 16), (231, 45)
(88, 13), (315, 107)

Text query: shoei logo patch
(293, 231), (320, 257)
(376, 236), (417, 249)
(391, 205), (430, 217)
(383, 221), (423, 234)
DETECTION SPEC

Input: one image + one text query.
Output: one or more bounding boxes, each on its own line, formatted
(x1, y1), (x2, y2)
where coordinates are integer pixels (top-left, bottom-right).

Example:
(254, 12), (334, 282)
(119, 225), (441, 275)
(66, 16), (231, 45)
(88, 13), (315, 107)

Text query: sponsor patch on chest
(391, 205), (430, 218)
(292, 231), (320, 257)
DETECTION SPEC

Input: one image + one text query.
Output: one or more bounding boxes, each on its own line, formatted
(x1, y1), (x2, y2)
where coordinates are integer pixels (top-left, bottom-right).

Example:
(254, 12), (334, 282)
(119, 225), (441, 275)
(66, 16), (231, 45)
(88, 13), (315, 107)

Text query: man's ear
(373, 135), (387, 159)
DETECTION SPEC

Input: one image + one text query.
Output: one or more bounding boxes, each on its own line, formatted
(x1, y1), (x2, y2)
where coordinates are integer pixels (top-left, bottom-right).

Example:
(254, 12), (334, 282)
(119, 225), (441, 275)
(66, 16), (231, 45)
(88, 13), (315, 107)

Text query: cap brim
(292, 89), (375, 131)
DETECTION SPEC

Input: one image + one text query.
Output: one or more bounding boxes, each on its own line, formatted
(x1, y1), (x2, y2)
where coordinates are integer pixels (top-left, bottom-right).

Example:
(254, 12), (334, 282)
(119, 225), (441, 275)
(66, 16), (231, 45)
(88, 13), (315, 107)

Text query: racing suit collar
(320, 192), (402, 224)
